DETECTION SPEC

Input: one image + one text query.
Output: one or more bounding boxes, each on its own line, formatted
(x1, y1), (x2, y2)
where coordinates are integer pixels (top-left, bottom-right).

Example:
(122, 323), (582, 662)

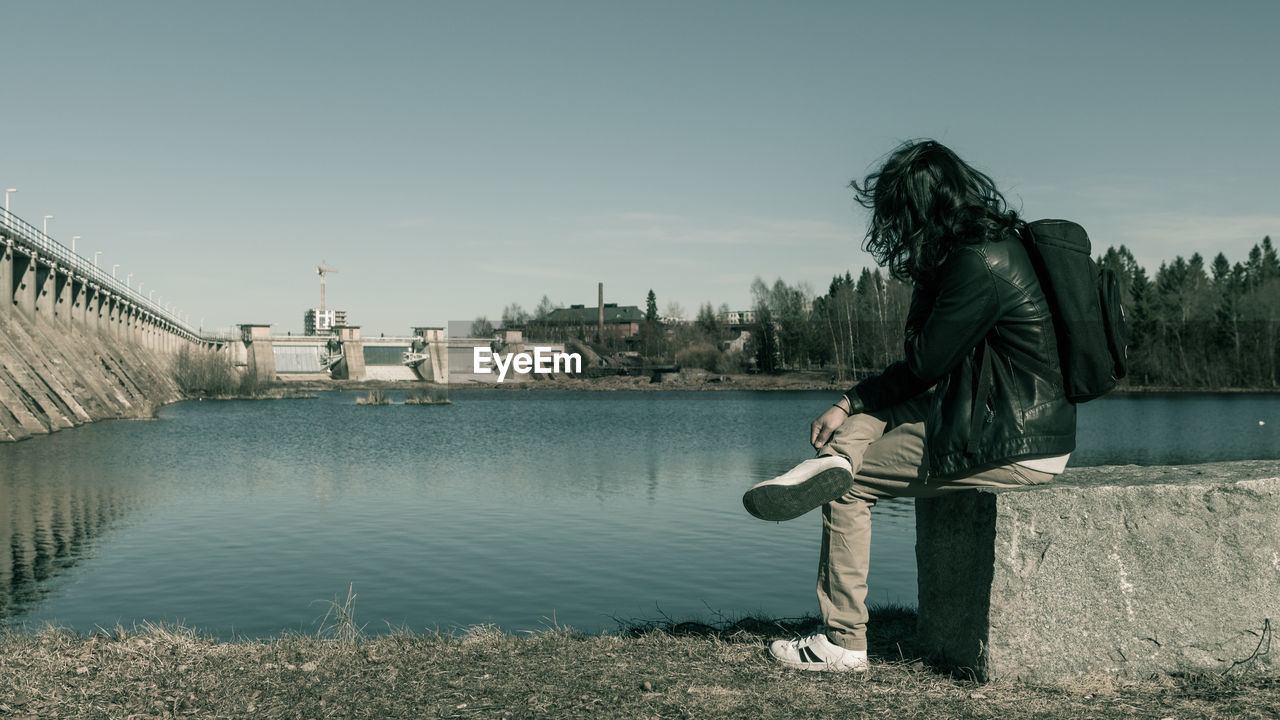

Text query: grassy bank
(2, 612), (1276, 719)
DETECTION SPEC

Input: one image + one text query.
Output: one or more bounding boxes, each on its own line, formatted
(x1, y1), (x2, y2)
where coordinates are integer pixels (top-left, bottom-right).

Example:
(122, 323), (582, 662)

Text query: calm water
(1, 390), (1276, 638)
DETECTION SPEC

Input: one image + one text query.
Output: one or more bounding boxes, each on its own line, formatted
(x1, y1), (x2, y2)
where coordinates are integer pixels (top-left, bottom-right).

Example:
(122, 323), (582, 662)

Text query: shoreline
(219, 373), (1280, 396)
(1, 614), (1274, 719)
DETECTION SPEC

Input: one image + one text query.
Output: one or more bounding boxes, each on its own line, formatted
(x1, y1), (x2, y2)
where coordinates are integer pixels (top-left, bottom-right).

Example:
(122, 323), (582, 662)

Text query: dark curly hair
(852, 140), (1021, 284)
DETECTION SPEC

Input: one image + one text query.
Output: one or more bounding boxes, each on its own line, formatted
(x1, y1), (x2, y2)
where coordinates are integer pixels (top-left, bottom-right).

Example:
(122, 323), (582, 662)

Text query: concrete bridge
(1, 208), (199, 352)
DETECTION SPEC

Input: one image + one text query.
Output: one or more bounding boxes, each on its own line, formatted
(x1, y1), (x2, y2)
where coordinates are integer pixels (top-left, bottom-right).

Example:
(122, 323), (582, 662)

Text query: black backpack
(1019, 219), (1129, 402)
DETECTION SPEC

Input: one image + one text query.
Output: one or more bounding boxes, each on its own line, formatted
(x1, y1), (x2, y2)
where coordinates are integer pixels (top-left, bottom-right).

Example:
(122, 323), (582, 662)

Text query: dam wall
(1, 210), (193, 441)
(0, 293), (182, 441)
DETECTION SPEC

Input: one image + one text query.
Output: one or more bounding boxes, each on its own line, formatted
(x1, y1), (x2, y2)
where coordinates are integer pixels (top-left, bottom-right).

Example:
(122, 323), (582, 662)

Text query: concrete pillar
(34, 261), (56, 321)
(95, 291), (108, 337)
(106, 297), (118, 340)
(54, 268), (72, 328)
(0, 240), (11, 321)
(85, 287), (100, 334)
(239, 324), (276, 382)
(412, 326), (450, 383)
(104, 295), (115, 338)
(71, 278), (86, 329)
(12, 250), (36, 321)
(106, 298), (117, 340)
(333, 324), (365, 380)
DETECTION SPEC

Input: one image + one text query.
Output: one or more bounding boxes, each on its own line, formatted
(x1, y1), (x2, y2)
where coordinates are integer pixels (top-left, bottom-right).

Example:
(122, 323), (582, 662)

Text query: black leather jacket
(845, 231), (1076, 478)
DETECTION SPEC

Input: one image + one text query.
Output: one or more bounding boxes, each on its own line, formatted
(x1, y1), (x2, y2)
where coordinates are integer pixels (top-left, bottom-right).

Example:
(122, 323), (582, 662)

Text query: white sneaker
(769, 630), (869, 672)
(742, 456), (854, 521)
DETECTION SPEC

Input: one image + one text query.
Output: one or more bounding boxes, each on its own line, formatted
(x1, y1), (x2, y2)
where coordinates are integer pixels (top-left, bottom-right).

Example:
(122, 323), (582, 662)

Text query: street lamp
(72, 236), (81, 253)
(4, 188), (15, 213)
(112, 264), (119, 279)
(93, 251), (101, 267)
(126, 273), (133, 288)
(137, 282), (143, 294)
(43, 215), (53, 235)
(149, 290), (155, 302)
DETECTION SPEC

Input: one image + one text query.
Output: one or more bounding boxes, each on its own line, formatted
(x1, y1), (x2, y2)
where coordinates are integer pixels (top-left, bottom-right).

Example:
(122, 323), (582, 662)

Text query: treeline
(746, 271), (910, 383)
(1103, 237), (1280, 388)
(485, 236), (1280, 389)
(744, 236), (1280, 389)
(472, 296), (565, 341)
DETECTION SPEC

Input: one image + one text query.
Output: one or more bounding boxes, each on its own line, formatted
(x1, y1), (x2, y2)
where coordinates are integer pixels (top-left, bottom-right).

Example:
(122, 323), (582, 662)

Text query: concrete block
(915, 460), (1280, 681)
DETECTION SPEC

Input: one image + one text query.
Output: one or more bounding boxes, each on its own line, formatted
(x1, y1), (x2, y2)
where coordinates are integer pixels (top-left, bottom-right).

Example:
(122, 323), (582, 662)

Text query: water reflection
(0, 462), (139, 621)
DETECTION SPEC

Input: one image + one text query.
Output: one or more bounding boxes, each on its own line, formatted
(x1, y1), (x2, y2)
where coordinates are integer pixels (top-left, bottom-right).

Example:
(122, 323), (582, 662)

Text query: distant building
(717, 309), (756, 327)
(304, 308), (348, 335)
(545, 303), (644, 339)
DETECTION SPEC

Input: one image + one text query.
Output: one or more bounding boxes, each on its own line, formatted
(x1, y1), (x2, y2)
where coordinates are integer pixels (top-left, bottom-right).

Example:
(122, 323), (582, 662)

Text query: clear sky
(3, 0), (1276, 335)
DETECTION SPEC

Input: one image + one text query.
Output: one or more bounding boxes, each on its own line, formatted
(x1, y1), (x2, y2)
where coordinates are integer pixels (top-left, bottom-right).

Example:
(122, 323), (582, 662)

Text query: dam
(223, 326), (572, 385)
(0, 201), (559, 441)
(225, 324), (450, 383)
(0, 207), (198, 440)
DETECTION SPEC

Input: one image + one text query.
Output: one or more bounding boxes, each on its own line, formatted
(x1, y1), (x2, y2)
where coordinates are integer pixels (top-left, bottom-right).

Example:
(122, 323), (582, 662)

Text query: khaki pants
(815, 394), (1054, 651)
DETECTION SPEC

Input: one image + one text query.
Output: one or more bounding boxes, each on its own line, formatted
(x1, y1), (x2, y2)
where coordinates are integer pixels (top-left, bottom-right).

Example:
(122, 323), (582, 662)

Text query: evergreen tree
(640, 289), (664, 359)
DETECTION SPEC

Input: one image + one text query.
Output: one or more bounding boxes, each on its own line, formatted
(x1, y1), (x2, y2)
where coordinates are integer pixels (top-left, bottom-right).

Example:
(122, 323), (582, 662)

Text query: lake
(1, 390), (1276, 638)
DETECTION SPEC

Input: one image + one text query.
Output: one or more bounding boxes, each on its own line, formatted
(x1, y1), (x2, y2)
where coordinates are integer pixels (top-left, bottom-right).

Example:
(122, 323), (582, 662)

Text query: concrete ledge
(915, 460), (1280, 682)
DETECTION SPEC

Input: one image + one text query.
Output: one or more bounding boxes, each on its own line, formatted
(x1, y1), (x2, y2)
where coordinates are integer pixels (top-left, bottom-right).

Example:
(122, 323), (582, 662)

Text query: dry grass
(406, 386), (452, 405)
(171, 347), (238, 397)
(171, 347), (272, 399)
(355, 388), (391, 406)
(1, 610), (1277, 719)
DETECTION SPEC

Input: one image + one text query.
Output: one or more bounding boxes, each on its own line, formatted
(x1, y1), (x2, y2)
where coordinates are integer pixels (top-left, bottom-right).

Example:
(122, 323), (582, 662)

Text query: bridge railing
(0, 206), (198, 339)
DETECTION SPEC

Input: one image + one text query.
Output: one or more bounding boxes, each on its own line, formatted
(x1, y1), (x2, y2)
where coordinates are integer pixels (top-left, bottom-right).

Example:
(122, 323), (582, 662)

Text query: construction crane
(316, 261), (339, 311)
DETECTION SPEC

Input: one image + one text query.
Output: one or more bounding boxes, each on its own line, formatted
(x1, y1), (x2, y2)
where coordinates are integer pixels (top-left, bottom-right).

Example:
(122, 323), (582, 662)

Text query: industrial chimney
(597, 282), (604, 342)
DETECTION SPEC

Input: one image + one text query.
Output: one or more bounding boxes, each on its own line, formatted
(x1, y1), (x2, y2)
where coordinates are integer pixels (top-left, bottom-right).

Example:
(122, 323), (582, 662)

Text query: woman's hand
(811, 398), (852, 450)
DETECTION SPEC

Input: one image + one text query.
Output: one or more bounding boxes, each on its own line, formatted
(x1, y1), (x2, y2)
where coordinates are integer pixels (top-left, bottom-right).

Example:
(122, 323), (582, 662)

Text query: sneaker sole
(773, 658), (869, 673)
(767, 646), (869, 673)
(742, 467), (853, 521)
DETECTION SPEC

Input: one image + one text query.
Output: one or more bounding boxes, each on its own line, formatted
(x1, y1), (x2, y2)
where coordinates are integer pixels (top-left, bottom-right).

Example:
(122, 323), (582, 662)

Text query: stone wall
(0, 301), (180, 441)
(915, 460), (1280, 682)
